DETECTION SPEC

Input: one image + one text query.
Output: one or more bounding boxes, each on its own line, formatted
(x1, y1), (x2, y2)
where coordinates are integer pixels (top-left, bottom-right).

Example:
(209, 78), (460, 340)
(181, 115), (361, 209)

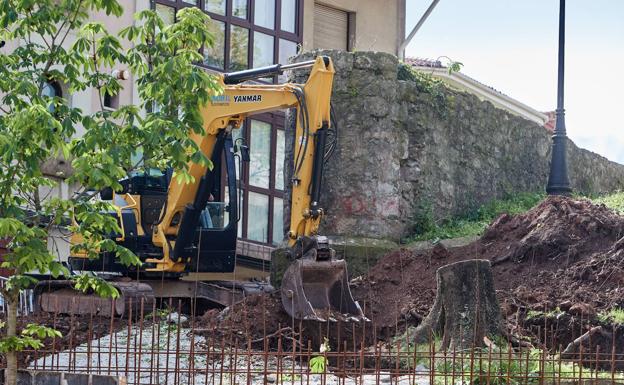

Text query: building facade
(1, 0), (406, 272)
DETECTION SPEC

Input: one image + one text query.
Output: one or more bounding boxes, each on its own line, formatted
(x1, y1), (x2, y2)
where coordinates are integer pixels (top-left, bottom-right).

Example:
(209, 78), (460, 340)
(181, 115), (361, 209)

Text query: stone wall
(285, 50), (624, 243)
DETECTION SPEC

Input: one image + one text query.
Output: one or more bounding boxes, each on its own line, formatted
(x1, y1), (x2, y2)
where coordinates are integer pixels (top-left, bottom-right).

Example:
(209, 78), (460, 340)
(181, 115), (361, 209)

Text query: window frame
(237, 114), (285, 245)
(154, 0), (302, 74)
(153, 0), (301, 246)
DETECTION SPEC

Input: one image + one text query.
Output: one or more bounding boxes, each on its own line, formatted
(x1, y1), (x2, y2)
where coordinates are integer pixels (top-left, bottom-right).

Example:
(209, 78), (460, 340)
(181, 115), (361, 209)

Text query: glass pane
(254, 0), (275, 29)
(231, 122), (245, 181)
(229, 26), (249, 71)
(278, 39), (298, 82)
(155, 4), (175, 26)
(272, 197), (284, 245)
(247, 192), (269, 242)
(281, 0), (296, 33)
(233, 0), (248, 19)
(204, 20), (225, 69)
(249, 120), (271, 188)
(224, 186), (243, 237)
(205, 0), (225, 14)
(229, 25), (249, 71)
(182, 0), (197, 4)
(199, 203), (230, 230)
(278, 39), (298, 64)
(253, 32), (274, 68)
(275, 129), (285, 190)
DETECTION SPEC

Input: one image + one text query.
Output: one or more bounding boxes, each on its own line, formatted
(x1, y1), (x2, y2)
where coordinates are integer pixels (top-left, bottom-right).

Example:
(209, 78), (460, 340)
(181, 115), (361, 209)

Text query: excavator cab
(65, 130), (240, 276)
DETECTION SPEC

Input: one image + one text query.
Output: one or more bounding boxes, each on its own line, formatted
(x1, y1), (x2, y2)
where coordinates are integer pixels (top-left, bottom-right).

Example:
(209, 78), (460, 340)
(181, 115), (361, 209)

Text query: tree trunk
(5, 296), (18, 385)
(410, 259), (504, 350)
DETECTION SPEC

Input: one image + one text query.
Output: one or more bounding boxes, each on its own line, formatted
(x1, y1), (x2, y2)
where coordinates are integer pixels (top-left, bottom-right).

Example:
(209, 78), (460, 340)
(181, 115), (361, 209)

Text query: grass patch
(407, 190), (623, 244)
(598, 307), (624, 325)
(592, 191), (624, 214)
(525, 307), (565, 321)
(390, 334), (624, 383)
(432, 345), (624, 385)
(392, 330), (443, 368)
(408, 192), (545, 243)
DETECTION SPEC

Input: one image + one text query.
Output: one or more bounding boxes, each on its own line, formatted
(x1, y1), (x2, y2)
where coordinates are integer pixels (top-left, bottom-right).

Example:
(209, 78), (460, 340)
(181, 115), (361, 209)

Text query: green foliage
(597, 308), (624, 325)
(72, 273), (120, 298)
(391, 331), (443, 369)
(525, 307), (565, 321)
(408, 192), (545, 243)
(397, 63), (448, 116)
(0, 0), (221, 372)
(447, 61), (464, 74)
(524, 310), (544, 321)
(309, 356), (327, 374)
(408, 190), (623, 244)
(0, 323), (61, 353)
(592, 191), (624, 214)
(309, 338), (330, 374)
(431, 344), (624, 385)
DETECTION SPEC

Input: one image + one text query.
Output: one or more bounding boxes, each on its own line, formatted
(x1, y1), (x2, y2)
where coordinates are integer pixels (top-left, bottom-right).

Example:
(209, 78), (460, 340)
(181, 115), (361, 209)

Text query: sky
(405, 0), (624, 164)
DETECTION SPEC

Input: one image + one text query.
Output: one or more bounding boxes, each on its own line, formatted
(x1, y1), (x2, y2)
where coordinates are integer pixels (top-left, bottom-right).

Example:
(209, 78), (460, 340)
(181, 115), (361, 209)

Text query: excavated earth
(199, 196), (624, 352)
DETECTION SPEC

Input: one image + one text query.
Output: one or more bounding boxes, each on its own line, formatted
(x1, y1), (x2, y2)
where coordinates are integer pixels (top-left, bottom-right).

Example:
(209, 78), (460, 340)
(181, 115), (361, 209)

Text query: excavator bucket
(281, 253), (367, 322)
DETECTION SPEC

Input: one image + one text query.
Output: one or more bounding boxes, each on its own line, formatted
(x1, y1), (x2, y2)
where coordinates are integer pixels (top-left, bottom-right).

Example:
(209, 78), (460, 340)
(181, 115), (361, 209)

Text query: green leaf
(73, 274), (120, 299)
(309, 356), (327, 374)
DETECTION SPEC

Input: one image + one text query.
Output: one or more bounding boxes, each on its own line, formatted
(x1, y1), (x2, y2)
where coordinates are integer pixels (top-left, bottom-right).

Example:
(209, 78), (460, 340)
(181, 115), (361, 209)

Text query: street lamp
(546, 0), (572, 195)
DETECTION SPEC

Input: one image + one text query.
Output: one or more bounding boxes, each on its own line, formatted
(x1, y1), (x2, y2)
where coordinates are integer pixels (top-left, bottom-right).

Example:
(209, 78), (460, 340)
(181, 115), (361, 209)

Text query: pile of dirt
(200, 196), (624, 350)
(197, 292), (375, 351)
(355, 196), (624, 327)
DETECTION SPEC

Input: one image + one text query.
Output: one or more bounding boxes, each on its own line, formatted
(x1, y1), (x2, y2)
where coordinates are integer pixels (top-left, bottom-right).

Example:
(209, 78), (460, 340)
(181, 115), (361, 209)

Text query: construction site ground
(6, 195), (624, 373)
(199, 195), (624, 351)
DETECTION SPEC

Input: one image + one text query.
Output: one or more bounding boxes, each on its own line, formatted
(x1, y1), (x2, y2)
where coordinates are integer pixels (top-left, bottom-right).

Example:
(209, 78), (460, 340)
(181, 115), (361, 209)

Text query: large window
(235, 116), (286, 245)
(153, 0), (301, 247)
(155, 0), (301, 74)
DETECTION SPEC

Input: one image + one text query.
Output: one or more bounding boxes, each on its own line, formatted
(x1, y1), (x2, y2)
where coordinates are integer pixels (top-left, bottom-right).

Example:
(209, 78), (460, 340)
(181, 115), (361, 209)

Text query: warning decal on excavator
(210, 95), (230, 105)
(234, 95), (262, 103)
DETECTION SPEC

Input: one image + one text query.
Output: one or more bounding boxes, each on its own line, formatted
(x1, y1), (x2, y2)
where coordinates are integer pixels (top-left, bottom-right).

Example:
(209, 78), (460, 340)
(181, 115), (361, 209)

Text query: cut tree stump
(410, 259), (504, 350)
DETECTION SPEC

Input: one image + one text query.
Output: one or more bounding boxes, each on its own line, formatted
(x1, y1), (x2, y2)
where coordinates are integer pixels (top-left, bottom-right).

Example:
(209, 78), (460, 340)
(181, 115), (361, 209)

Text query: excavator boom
(35, 56), (366, 322)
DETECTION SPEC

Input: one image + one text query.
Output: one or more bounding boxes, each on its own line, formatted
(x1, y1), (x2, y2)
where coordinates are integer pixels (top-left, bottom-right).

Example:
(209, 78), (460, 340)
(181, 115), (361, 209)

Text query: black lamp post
(546, 0), (572, 195)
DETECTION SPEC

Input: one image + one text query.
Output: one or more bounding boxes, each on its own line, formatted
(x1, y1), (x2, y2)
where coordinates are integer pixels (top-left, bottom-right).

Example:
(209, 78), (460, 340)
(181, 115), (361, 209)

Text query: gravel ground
(28, 318), (430, 385)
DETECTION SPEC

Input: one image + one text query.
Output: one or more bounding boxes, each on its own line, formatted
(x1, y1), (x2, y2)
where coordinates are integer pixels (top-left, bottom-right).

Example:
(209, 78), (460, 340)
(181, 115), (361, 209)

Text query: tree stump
(411, 259), (504, 350)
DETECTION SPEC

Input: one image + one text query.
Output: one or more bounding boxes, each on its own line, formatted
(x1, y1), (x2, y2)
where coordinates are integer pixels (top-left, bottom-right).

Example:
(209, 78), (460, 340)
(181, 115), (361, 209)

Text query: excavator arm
(54, 56), (365, 322)
(148, 56), (364, 321)
(150, 56), (332, 271)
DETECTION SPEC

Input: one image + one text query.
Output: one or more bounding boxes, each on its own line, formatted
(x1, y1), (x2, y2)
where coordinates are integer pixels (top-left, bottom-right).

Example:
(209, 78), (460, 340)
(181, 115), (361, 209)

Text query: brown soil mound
(197, 292), (375, 351)
(200, 196), (624, 350)
(355, 196), (624, 329)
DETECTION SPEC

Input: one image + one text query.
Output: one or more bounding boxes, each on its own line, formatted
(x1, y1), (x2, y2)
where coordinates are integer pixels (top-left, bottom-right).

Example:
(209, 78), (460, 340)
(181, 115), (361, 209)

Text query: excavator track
(33, 280), (155, 317)
(33, 279), (270, 317)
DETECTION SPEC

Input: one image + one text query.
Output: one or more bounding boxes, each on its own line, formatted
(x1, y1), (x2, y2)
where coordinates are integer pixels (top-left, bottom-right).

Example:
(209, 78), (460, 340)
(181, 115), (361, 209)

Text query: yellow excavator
(33, 56), (365, 322)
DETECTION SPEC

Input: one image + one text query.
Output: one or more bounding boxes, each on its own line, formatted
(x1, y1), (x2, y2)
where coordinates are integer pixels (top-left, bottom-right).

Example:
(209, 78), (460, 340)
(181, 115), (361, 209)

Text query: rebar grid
(3, 296), (623, 385)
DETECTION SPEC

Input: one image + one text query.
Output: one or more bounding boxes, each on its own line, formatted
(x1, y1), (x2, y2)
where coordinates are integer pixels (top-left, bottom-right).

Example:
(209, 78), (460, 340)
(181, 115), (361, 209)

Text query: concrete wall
(302, 0), (404, 55)
(286, 50), (624, 243)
